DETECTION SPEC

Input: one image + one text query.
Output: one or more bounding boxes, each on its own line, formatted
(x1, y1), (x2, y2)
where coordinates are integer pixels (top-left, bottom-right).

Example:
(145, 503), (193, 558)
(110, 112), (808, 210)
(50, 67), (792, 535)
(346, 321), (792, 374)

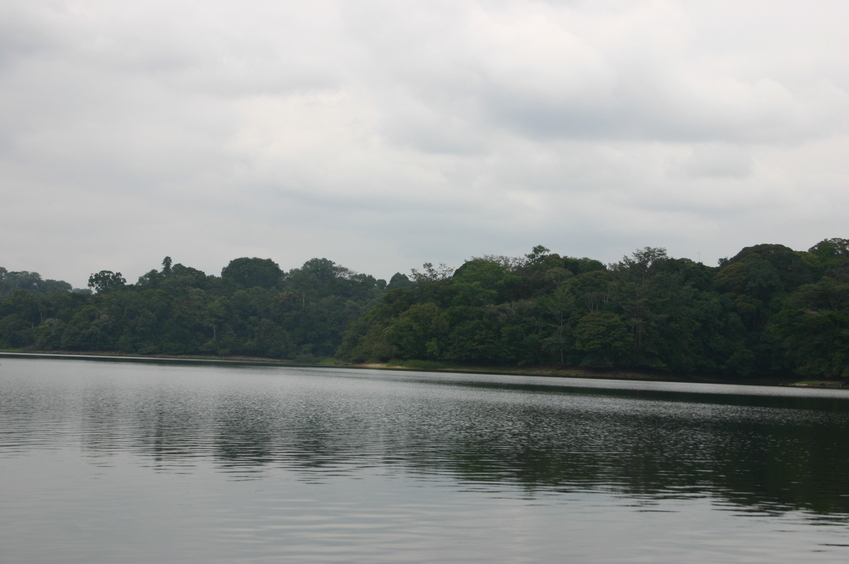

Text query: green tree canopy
(221, 258), (283, 290)
(88, 271), (126, 294)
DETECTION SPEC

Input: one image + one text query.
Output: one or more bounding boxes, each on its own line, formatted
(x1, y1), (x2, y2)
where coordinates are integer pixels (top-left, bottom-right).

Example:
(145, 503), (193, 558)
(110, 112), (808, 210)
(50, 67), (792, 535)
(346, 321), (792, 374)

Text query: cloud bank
(2, 0), (847, 286)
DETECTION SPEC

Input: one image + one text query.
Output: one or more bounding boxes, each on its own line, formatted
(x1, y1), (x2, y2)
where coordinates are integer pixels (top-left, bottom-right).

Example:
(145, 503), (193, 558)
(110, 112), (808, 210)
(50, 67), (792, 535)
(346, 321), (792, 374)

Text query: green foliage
(1, 256), (383, 360)
(88, 270), (126, 294)
(808, 238), (849, 259)
(3, 238), (848, 380)
(772, 273), (849, 379)
(0, 268), (72, 297)
(573, 311), (631, 368)
(221, 257), (283, 290)
(387, 272), (414, 291)
(339, 240), (847, 379)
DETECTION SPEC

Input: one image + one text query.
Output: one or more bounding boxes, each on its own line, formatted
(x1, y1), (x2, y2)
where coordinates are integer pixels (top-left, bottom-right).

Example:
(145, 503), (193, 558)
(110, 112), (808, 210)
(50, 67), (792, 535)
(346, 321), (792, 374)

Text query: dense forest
(2, 238), (848, 380)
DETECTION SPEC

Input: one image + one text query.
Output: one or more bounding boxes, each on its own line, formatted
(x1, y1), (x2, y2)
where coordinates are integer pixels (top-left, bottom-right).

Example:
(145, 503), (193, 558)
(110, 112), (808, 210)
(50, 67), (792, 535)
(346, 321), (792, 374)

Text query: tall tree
(221, 258), (283, 290)
(88, 271), (126, 294)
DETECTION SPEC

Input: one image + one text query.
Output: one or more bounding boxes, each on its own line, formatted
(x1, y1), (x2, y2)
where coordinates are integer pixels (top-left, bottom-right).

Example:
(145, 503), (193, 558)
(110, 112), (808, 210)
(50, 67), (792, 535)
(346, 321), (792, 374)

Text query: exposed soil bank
(2, 350), (846, 389)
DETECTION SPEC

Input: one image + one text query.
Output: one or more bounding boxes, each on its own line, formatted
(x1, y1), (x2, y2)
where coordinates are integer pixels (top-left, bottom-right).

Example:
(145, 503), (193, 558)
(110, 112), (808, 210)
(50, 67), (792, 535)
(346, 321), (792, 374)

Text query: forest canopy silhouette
(2, 238), (848, 380)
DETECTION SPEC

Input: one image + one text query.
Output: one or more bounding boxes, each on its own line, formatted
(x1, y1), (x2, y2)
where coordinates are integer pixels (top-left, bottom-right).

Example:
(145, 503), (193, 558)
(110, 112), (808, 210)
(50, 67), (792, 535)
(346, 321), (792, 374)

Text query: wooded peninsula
(2, 239), (848, 382)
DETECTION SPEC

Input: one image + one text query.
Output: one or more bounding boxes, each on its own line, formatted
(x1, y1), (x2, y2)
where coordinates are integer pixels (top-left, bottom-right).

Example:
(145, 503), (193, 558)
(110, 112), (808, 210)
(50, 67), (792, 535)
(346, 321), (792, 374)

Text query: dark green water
(2, 356), (849, 563)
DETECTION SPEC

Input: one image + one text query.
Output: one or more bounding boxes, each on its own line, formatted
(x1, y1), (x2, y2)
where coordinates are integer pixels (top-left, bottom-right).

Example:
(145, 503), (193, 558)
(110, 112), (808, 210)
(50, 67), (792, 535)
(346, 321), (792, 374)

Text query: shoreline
(1, 350), (846, 389)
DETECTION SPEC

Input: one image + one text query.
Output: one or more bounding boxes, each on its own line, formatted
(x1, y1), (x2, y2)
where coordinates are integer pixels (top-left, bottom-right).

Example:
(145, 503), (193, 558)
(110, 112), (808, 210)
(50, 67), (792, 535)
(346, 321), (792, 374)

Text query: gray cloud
(1, 0), (847, 287)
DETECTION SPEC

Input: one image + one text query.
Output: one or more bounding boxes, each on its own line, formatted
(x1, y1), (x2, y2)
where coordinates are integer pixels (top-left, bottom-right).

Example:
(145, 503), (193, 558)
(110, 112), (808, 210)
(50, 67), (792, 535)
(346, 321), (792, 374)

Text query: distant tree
(41, 279), (73, 293)
(0, 270), (43, 296)
(806, 238), (849, 280)
(221, 258), (283, 290)
(525, 245), (551, 263)
(136, 269), (163, 289)
(162, 256), (173, 275)
(808, 238), (849, 258)
(410, 262), (454, 283)
(573, 311), (632, 368)
(88, 271), (126, 294)
(387, 272), (415, 291)
(773, 273), (849, 379)
(0, 269), (72, 296)
(4, 241), (848, 376)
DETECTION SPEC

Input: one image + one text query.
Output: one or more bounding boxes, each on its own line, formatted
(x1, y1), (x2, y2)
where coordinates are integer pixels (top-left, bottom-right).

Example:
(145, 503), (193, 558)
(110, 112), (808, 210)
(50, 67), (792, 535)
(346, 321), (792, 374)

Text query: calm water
(2, 356), (849, 563)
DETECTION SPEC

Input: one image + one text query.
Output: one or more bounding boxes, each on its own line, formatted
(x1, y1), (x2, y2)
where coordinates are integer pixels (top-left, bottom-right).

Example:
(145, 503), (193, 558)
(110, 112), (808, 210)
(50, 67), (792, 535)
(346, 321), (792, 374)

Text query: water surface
(1, 356), (848, 562)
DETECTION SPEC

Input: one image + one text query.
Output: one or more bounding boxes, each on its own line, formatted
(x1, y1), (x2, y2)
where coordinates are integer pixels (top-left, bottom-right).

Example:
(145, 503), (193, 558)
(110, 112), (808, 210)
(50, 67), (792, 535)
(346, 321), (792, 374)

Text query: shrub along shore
(2, 239), (848, 384)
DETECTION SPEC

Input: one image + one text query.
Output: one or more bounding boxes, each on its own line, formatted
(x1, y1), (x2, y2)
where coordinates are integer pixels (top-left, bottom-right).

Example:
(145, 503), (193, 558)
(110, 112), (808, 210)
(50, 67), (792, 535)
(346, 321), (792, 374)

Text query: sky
(2, 0), (847, 288)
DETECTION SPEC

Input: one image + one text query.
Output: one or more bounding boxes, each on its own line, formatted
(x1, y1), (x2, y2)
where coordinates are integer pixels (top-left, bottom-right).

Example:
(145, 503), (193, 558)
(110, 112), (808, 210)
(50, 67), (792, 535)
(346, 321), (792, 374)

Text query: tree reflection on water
(70, 377), (849, 518)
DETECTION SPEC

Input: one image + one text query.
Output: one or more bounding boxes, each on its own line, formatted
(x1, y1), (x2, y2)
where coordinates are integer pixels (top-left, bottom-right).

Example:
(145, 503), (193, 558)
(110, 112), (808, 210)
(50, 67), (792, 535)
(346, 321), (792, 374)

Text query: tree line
(2, 238), (847, 380)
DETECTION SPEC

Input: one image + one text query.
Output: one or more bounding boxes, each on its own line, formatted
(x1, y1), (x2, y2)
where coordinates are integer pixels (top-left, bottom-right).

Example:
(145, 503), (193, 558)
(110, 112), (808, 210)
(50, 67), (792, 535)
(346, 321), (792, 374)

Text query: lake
(1, 355), (848, 563)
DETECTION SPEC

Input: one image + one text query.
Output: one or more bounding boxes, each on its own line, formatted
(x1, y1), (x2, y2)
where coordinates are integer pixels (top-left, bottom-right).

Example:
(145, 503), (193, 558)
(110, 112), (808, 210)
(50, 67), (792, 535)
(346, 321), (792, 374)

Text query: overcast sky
(2, 0), (847, 287)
